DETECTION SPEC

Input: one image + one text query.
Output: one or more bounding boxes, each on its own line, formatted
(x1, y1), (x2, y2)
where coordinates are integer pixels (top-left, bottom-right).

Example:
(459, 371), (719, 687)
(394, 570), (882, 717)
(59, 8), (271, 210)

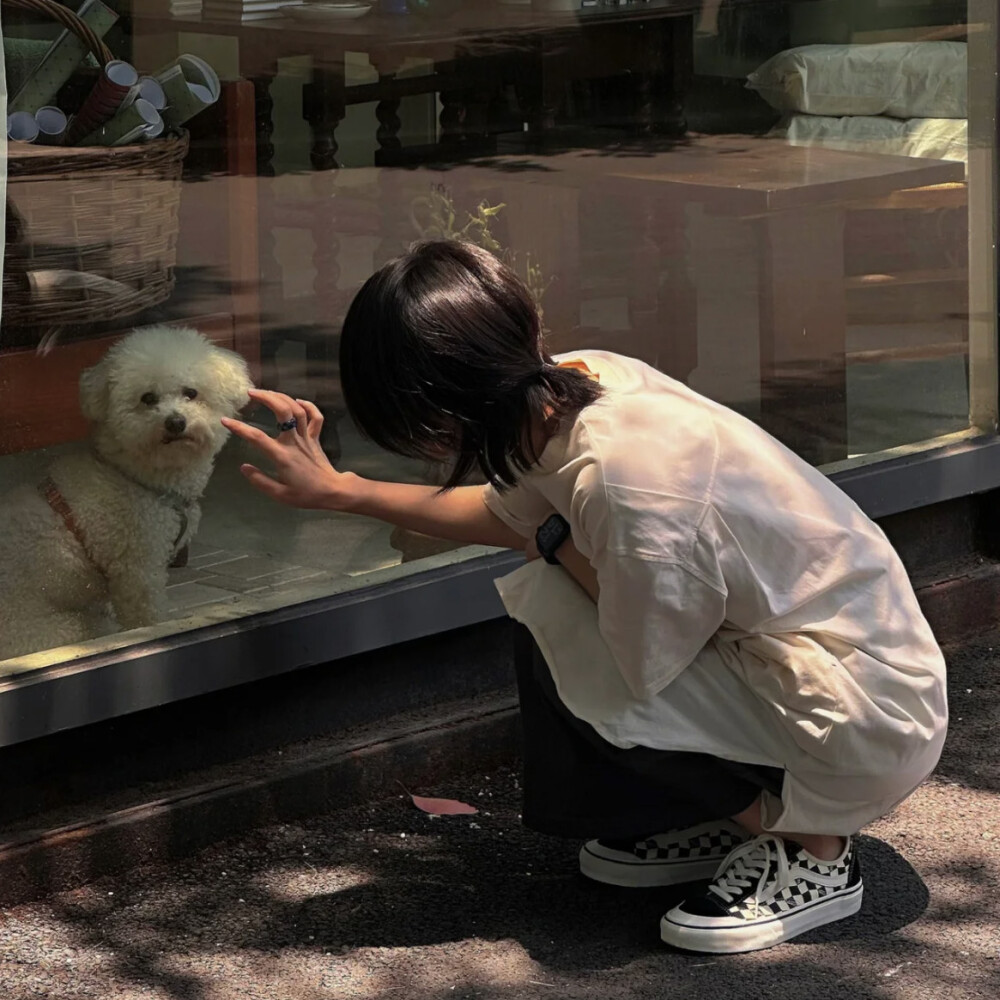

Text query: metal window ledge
(828, 432), (1000, 519)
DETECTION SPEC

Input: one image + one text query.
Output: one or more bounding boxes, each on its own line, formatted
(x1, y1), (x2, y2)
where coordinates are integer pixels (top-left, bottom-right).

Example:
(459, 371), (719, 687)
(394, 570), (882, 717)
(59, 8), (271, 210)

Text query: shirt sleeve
(594, 552), (728, 699)
(482, 480), (554, 539)
(573, 472), (728, 699)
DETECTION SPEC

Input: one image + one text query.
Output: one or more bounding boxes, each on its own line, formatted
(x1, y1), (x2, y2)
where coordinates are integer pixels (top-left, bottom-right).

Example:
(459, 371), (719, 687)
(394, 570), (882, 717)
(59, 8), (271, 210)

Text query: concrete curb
(917, 561), (1000, 647)
(0, 700), (519, 909)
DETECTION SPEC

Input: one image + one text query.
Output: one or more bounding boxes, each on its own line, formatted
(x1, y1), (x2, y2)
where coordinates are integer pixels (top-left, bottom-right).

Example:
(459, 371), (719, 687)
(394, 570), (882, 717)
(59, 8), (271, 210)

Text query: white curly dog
(0, 326), (252, 661)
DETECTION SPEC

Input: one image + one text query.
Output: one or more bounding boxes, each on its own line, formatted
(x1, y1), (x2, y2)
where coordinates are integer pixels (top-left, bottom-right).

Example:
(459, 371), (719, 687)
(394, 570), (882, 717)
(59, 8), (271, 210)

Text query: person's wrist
(331, 470), (367, 513)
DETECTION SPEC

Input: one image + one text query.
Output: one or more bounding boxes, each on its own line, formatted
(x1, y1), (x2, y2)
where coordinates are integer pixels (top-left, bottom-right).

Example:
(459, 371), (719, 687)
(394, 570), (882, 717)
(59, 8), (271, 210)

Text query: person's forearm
(342, 476), (526, 550)
(555, 537), (599, 603)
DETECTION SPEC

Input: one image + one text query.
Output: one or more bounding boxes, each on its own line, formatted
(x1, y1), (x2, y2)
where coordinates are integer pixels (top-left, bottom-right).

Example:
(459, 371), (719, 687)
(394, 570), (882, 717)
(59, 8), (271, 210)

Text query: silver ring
(277, 417), (298, 433)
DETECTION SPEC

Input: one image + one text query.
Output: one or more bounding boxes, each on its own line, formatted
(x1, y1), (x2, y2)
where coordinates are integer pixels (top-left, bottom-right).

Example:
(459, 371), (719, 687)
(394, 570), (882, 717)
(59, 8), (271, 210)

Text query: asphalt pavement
(0, 628), (997, 1000)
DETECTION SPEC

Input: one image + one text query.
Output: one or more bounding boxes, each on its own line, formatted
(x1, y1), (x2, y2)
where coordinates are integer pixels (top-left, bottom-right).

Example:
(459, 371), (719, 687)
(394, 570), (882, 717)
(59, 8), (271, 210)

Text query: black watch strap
(535, 513), (571, 565)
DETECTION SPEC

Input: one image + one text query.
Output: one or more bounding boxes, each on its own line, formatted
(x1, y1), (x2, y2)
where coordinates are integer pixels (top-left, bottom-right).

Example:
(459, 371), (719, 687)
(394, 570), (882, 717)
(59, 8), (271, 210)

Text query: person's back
(539, 349), (943, 682)
(497, 346), (946, 827)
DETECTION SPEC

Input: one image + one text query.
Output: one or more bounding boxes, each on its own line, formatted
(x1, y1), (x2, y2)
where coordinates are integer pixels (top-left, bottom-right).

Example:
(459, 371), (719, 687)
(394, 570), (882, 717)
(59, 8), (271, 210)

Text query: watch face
(538, 515), (569, 553)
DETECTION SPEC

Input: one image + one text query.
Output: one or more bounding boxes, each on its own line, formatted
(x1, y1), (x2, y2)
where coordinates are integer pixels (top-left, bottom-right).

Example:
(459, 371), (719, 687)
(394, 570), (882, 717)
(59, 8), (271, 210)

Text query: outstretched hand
(222, 390), (355, 510)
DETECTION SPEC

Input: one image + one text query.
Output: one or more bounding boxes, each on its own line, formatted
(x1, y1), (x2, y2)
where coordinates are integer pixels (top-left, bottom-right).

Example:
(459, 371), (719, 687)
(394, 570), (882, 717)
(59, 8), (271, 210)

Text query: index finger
(222, 417), (284, 461)
(240, 463), (292, 503)
(248, 388), (301, 419)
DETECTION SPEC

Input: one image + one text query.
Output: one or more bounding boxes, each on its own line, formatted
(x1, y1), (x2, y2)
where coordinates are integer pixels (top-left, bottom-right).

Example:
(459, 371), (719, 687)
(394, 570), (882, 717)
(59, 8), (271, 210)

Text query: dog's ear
(209, 347), (253, 417)
(79, 357), (111, 423)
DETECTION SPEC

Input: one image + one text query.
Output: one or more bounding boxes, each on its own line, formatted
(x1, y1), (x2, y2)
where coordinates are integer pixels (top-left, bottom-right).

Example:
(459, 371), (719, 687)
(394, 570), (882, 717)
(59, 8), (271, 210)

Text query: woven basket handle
(2, 0), (115, 68)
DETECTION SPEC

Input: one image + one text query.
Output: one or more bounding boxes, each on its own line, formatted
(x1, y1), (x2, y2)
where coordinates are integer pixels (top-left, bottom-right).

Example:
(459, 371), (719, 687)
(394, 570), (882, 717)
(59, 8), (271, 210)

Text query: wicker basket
(2, 0), (189, 331)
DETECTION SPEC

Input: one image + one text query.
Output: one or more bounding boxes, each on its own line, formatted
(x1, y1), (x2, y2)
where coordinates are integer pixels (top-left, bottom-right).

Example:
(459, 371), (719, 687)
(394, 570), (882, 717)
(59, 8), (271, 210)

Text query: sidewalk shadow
(236, 830), (928, 970)
(933, 632), (1000, 794)
(793, 834), (928, 944)
(33, 787), (966, 1000)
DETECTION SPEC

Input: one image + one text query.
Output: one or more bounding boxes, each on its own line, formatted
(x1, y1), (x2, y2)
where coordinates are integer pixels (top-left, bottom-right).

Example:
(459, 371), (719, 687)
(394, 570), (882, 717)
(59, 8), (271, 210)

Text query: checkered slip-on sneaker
(579, 820), (750, 888)
(660, 834), (863, 953)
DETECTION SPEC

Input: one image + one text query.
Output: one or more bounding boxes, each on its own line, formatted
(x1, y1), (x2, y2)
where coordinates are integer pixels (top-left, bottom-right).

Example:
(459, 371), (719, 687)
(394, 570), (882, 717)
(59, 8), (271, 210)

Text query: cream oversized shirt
(486, 350), (948, 833)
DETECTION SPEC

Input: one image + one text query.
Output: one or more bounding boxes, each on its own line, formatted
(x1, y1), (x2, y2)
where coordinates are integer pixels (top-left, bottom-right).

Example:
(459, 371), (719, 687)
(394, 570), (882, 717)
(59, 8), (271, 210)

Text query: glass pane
(0, 0), (995, 669)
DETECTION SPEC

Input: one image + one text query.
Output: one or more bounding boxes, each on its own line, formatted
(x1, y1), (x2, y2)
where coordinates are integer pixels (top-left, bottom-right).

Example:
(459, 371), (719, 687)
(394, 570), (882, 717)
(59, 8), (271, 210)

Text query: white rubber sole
(579, 843), (726, 888)
(660, 880), (864, 953)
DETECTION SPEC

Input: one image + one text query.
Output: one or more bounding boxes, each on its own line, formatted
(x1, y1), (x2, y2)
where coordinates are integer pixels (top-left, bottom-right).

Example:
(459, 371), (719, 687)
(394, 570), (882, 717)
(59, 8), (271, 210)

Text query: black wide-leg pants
(513, 624), (785, 840)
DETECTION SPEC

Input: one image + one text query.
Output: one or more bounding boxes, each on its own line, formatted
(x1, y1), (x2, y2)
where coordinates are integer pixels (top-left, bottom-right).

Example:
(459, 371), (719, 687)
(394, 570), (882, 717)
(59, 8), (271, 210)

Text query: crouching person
(226, 239), (948, 954)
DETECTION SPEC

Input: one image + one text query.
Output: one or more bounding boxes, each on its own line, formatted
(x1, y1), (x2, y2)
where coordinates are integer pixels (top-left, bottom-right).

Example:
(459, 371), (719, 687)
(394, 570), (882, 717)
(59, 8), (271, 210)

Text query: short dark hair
(339, 239), (603, 490)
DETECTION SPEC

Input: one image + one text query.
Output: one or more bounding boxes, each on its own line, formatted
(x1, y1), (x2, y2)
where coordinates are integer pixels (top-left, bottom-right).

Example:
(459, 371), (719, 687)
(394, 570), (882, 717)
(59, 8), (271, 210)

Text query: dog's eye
(140, 392), (158, 406)
(182, 387), (198, 400)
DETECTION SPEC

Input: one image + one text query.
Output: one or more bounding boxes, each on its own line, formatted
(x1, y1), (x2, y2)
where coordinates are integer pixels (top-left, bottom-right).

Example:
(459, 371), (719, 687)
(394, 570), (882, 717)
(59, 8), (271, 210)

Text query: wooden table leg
(375, 77), (403, 161)
(755, 207), (848, 465)
(303, 64), (346, 171)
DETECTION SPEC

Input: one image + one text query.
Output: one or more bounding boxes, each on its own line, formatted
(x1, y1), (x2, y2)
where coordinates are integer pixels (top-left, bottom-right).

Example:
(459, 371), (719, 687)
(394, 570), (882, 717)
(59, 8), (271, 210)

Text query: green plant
(522, 250), (553, 330)
(409, 184), (552, 330)
(409, 184), (505, 253)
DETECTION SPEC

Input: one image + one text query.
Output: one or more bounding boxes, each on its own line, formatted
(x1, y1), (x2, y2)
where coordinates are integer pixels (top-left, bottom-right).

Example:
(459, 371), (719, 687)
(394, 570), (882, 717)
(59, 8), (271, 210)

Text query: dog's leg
(106, 567), (167, 632)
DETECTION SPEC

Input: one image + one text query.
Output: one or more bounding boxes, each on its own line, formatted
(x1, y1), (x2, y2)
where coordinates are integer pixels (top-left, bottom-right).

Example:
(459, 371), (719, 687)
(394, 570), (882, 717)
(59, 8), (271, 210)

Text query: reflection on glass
(0, 0), (994, 668)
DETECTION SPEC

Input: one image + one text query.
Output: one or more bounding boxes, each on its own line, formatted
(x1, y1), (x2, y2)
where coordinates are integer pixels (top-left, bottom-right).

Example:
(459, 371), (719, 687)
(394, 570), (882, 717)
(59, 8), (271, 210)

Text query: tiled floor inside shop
(164, 542), (334, 618)
(162, 415), (462, 621)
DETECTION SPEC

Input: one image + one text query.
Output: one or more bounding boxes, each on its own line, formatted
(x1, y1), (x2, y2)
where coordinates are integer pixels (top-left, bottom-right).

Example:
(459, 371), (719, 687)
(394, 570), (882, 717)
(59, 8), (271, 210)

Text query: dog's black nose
(164, 414), (186, 436)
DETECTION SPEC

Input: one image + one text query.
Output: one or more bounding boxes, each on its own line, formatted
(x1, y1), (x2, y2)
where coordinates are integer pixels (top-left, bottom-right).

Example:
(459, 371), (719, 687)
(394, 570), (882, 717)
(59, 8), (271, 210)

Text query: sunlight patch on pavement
(252, 863), (375, 902)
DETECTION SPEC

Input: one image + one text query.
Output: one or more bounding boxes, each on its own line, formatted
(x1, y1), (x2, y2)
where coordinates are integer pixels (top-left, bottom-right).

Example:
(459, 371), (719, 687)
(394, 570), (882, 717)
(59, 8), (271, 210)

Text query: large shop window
(0, 0), (996, 676)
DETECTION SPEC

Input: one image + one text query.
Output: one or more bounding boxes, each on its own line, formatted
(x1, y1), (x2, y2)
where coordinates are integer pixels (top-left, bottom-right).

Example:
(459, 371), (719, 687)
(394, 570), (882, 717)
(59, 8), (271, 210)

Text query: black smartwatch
(535, 513), (571, 565)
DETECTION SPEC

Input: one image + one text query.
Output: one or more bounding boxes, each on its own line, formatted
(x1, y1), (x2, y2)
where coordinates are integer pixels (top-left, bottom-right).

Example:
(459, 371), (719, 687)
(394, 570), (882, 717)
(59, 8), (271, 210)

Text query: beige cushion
(747, 42), (967, 119)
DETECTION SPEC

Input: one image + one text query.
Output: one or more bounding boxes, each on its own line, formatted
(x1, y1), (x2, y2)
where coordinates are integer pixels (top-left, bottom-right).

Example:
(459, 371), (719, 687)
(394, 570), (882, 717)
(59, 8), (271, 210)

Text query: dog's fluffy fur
(0, 327), (252, 661)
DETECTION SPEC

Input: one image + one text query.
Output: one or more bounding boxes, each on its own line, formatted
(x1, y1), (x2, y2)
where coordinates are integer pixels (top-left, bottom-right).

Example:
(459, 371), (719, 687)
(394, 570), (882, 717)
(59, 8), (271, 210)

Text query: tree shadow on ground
(220, 831), (927, 963)
(22, 768), (979, 1000)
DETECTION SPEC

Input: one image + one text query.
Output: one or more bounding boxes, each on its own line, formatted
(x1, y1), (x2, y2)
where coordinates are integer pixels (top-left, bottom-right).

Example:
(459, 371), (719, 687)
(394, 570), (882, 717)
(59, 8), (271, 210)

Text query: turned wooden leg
(303, 64), (346, 171)
(439, 84), (469, 148)
(376, 91), (403, 158)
